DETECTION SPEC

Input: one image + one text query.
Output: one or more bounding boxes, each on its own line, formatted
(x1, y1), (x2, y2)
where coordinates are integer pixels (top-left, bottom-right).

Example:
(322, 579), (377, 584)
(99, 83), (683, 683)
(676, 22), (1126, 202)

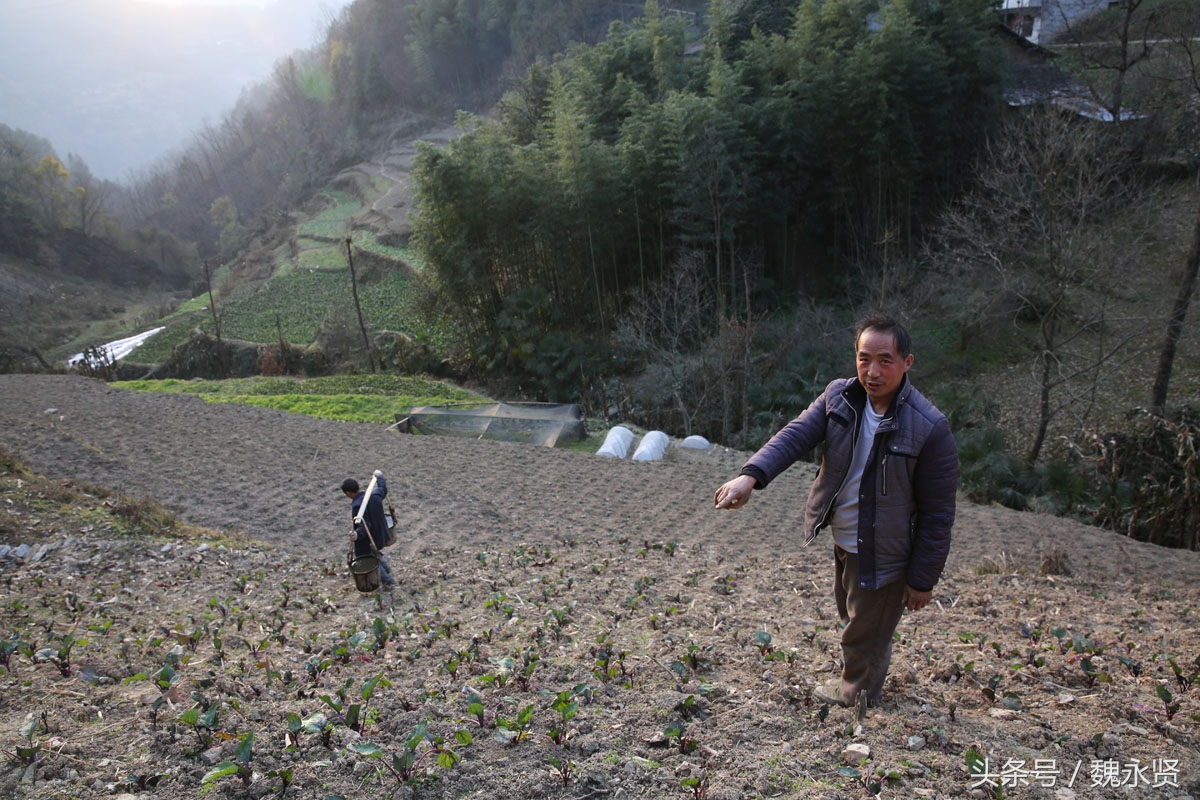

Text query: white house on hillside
(998, 0), (1101, 45)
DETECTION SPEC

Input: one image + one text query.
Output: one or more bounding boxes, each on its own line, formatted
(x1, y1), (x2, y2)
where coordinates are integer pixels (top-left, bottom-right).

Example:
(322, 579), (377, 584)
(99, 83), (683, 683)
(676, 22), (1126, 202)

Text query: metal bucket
(350, 555), (381, 592)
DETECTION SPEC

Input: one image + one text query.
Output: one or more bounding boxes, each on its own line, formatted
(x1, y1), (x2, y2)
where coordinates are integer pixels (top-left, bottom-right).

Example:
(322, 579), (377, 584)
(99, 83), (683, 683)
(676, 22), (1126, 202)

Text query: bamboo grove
(411, 0), (1006, 348)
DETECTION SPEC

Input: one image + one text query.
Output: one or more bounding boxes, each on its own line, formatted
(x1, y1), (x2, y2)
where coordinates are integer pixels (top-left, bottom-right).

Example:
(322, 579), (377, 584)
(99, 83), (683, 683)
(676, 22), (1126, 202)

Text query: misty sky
(0, 0), (352, 181)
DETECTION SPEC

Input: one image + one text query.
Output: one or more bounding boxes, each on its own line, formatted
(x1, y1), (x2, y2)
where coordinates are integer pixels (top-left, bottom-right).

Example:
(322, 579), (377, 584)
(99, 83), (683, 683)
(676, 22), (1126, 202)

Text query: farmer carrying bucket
(341, 470), (398, 591)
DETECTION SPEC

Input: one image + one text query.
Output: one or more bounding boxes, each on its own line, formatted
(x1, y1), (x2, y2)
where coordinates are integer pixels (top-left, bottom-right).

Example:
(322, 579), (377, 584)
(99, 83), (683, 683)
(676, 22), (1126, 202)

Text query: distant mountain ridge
(0, 0), (349, 179)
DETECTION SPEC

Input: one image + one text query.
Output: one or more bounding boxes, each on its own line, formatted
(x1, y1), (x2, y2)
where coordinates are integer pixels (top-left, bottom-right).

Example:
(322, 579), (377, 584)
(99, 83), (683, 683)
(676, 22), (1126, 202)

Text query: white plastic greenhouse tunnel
(632, 430), (669, 461)
(680, 435), (711, 450)
(67, 327), (164, 368)
(595, 426), (634, 458)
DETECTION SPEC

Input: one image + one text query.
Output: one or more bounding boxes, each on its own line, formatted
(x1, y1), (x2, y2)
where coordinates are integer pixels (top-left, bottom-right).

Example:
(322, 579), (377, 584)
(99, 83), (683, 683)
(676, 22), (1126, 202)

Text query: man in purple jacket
(714, 314), (957, 707)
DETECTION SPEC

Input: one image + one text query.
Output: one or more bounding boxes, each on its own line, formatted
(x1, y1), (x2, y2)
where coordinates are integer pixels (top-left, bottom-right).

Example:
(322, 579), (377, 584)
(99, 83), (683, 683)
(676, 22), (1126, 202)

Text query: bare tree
(1152, 215), (1200, 415)
(345, 238), (376, 374)
(1146, 6), (1200, 414)
(66, 154), (112, 236)
(202, 260), (227, 379)
(616, 250), (719, 436)
(1052, 0), (1156, 121)
(937, 107), (1153, 463)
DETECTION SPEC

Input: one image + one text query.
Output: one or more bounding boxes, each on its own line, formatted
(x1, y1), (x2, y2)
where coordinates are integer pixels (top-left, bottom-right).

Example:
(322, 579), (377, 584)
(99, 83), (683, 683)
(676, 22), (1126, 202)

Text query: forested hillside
(408, 0), (1006, 425)
(111, 0), (706, 260)
(0, 1), (690, 365)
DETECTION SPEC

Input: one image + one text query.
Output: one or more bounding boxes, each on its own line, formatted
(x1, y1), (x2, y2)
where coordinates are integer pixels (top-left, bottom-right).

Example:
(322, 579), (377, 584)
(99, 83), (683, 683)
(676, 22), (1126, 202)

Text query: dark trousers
(834, 546), (907, 705)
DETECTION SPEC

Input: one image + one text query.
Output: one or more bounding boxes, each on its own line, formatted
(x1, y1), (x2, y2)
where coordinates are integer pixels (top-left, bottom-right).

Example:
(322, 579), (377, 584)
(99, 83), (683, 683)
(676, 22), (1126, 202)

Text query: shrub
(1038, 549), (1071, 576)
(108, 493), (178, 537)
(1085, 406), (1200, 550)
(259, 342), (308, 377)
(0, 445), (23, 475)
(940, 385), (1091, 515)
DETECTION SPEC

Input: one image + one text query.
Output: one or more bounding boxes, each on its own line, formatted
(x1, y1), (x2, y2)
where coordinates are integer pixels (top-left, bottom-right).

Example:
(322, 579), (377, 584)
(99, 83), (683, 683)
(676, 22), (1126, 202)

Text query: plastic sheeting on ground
(595, 426), (634, 458)
(680, 435), (711, 450)
(632, 430), (669, 461)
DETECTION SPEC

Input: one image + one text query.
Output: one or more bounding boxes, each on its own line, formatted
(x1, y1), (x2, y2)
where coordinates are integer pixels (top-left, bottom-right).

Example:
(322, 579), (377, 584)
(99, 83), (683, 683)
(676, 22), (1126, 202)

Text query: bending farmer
(714, 314), (957, 707)
(342, 470), (396, 589)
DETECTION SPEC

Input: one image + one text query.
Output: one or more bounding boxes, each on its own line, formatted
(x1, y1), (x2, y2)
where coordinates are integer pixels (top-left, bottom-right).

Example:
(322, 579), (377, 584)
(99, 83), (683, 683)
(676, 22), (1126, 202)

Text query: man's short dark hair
(855, 313), (912, 358)
(340, 478), (359, 494)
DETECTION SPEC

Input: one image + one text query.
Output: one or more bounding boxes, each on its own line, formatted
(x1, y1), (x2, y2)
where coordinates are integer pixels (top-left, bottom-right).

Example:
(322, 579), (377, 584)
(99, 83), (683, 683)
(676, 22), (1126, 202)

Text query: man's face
(856, 327), (913, 412)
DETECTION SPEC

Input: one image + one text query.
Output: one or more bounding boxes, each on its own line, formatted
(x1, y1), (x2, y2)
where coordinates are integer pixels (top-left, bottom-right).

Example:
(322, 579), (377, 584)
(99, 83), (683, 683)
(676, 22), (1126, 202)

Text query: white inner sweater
(831, 404), (884, 553)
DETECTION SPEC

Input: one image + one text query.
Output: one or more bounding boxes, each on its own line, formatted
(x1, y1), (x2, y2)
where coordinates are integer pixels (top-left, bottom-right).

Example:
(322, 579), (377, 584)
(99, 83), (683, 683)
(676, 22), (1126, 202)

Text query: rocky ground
(0, 374), (1198, 800)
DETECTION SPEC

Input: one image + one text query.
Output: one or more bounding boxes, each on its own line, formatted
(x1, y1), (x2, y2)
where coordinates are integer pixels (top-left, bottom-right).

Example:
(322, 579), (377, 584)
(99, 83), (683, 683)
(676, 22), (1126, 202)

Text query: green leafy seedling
(0, 633), (30, 675)
(663, 721), (698, 755)
(371, 617), (391, 651)
(1080, 658), (1103, 687)
(87, 618), (114, 637)
(481, 655), (514, 688)
(34, 632), (85, 677)
(684, 643), (712, 673)
(178, 703), (220, 748)
(1114, 653), (1142, 677)
(515, 650), (539, 691)
(353, 721), (463, 784)
(286, 711), (331, 748)
(495, 704), (535, 745)
(266, 766), (294, 791)
(440, 654), (461, 680)
(305, 654), (333, 685)
(674, 694), (710, 721)
(320, 671), (390, 732)
(200, 731), (254, 792)
(682, 772), (709, 799)
(549, 755), (577, 787)
(1156, 685), (1181, 721)
(1168, 656), (1197, 691)
(547, 688), (580, 745)
(965, 746), (1005, 799)
(465, 692), (493, 728)
(211, 627), (225, 662)
(3, 714), (47, 768)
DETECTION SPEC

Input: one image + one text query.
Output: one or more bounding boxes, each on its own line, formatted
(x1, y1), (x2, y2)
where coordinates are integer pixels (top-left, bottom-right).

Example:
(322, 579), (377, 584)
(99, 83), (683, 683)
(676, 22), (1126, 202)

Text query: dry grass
(973, 551), (1019, 575)
(1037, 548), (1072, 576)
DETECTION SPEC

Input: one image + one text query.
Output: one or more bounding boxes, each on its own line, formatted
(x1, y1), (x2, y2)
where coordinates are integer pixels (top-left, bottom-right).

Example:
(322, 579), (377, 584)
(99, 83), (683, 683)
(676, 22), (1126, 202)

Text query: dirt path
(351, 122), (463, 239)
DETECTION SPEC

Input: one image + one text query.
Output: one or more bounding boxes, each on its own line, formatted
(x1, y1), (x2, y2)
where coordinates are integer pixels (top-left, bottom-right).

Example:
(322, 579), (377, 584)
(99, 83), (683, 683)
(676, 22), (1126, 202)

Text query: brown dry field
(0, 374), (1198, 800)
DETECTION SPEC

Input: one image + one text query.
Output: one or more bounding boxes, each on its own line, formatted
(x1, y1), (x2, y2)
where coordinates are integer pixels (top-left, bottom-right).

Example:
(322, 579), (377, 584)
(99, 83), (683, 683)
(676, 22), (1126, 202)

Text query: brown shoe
(813, 679), (848, 707)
